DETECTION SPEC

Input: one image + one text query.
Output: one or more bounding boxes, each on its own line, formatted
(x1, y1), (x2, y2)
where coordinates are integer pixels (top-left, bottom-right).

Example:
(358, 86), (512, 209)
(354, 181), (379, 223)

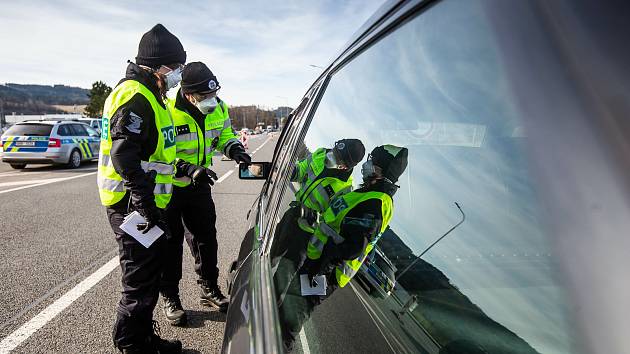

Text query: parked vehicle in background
(355, 246), (397, 299)
(222, 0), (630, 353)
(0, 120), (100, 169)
(77, 118), (103, 135)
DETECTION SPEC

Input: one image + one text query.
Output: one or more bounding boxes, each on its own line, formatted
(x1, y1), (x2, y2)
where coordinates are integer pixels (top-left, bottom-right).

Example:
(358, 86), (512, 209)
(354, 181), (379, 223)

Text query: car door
(85, 126), (101, 158)
(222, 94), (316, 354)
(225, 0), (630, 353)
(69, 123), (95, 160)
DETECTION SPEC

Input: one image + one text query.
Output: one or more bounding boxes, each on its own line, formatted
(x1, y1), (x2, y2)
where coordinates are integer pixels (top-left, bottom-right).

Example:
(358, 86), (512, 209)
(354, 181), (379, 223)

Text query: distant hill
(0, 84), (89, 115)
(379, 229), (540, 353)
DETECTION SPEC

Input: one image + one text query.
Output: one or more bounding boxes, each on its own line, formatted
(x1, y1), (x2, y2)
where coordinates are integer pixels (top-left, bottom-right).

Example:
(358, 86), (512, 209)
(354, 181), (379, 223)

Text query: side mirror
(239, 162), (271, 180)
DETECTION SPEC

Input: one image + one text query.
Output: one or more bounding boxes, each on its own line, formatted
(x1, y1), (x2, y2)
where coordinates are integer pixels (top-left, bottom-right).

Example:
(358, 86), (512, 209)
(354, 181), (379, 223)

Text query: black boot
(150, 321), (182, 354)
(198, 280), (229, 312)
(162, 296), (187, 326)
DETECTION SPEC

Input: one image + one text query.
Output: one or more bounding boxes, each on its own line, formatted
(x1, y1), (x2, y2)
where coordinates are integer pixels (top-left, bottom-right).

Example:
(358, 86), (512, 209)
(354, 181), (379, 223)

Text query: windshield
(4, 123), (53, 136)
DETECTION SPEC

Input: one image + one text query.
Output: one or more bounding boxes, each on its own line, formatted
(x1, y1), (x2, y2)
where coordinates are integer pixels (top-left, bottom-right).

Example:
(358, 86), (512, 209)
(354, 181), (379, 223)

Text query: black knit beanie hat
(370, 145), (408, 183)
(333, 139), (365, 168)
(181, 62), (220, 94)
(136, 24), (186, 68)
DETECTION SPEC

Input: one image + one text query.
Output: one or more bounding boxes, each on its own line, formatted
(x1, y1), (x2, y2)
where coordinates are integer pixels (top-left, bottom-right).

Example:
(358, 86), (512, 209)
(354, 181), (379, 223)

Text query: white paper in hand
(119, 211), (164, 248)
(300, 274), (326, 296)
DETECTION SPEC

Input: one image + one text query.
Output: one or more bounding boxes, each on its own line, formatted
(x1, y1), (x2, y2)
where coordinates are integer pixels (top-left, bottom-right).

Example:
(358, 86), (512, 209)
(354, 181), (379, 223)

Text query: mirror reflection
(239, 162), (268, 179)
(269, 0), (577, 353)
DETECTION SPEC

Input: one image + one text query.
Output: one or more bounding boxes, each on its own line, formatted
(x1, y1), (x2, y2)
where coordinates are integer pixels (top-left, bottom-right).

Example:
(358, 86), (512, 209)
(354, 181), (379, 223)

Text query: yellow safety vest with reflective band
(294, 148), (353, 215)
(167, 99), (238, 187)
(306, 191), (393, 287)
(97, 80), (176, 209)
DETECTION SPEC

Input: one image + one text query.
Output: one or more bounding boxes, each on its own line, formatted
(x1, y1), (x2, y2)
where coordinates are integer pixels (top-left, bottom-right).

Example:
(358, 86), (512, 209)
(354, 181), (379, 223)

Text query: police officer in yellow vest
(271, 140), (365, 298)
(277, 145), (409, 352)
(159, 62), (250, 325)
(291, 140), (365, 226)
(97, 24), (185, 354)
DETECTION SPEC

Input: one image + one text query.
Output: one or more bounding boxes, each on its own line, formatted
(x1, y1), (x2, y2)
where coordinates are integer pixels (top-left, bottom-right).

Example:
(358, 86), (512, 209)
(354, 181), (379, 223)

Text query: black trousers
(160, 184), (219, 298)
(107, 207), (168, 349)
(271, 205), (337, 352)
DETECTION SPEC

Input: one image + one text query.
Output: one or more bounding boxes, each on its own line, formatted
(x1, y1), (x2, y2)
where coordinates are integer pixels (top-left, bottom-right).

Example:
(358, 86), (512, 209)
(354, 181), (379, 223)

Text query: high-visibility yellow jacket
(306, 190), (393, 287)
(293, 148), (353, 215)
(97, 80), (176, 209)
(167, 94), (239, 187)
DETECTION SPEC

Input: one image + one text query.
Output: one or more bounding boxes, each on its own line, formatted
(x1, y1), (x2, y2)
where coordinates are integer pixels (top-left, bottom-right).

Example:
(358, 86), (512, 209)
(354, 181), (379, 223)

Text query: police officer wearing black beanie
(158, 62), (250, 325)
(277, 145), (409, 351)
(98, 23), (189, 354)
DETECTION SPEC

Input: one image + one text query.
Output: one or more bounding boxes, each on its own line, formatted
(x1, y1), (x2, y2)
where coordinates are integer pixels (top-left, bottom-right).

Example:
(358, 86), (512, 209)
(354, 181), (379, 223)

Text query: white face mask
(325, 151), (339, 169)
(195, 96), (218, 114)
(164, 67), (183, 90)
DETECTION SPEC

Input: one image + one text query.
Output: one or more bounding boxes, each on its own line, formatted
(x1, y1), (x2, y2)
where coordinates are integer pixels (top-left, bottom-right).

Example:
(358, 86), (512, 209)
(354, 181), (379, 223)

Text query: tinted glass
(70, 124), (88, 136)
(56, 125), (72, 136)
(4, 124), (53, 136)
(86, 127), (99, 137)
(269, 1), (588, 353)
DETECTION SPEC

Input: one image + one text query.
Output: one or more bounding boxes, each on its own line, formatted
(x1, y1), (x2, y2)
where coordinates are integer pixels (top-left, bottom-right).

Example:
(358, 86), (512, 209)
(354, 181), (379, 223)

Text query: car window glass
(70, 124), (88, 136)
(269, 1), (578, 353)
(86, 127), (99, 137)
(56, 125), (72, 136)
(4, 124), (53, 136)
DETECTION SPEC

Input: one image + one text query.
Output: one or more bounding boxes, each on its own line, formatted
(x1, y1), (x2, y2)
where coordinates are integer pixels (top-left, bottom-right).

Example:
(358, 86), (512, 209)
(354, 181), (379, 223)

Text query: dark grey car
(222, 0), (630, 353)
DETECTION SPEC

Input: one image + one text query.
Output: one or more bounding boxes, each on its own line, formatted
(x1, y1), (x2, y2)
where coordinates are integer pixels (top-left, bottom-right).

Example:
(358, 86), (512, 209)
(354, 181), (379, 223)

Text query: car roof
(17, 120), (57, 125)
(16, 120), (91, 126)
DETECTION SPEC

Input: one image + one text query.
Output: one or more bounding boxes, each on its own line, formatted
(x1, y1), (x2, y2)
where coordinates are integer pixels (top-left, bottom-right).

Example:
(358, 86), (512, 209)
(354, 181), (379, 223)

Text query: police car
(0, 119), (100, 169)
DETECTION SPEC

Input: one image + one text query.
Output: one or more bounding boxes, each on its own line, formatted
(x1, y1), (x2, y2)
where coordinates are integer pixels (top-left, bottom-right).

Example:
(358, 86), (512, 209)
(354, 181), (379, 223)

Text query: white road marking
(0, 257), (119, 354)
(216, 169), (234, 184)
(252, 136), (273, 154)
(0, 168), (97, 178)
(0, 155), (252, 351)
(0, 172), (97, 195)
(0, 178), (67, 188)
(349, 282), (399, 353)
(299, 327), (312, 354)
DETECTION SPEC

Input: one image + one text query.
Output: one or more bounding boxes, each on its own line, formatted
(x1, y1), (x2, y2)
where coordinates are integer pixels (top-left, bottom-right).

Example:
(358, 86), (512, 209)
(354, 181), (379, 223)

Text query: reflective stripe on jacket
(168, 99), (238, 187)
(294, 148), (354, 216)
(97, 80), (176, 209)
(306, 191), (393, 287)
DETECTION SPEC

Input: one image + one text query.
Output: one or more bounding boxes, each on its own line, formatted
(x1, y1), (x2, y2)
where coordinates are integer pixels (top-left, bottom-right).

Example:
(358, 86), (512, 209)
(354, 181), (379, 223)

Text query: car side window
(56, 125), (71, 136)
(70, 124), (88, 136)
(86, 127), (100, 138)
(269, 1), (577, 353)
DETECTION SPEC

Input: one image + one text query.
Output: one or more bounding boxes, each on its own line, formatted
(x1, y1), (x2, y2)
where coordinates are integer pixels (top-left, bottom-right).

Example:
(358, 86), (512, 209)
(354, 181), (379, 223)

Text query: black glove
(136, 205), (162, 234)
(232, 151), (251, 165)
(191, 166), (219, 186)
(230, 145), (251, 165)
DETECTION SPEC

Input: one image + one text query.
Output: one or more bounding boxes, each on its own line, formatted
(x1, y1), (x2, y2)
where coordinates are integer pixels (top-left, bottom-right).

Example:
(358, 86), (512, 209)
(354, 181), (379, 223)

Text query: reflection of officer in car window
(276, 145), (409, 352)
(270, 139), (365, 299)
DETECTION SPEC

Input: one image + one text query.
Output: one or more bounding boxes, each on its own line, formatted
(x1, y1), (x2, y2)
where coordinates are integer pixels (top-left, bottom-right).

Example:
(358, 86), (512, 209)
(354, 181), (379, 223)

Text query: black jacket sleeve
(316, 198), (383, 274)
(109, 94), (158, 210)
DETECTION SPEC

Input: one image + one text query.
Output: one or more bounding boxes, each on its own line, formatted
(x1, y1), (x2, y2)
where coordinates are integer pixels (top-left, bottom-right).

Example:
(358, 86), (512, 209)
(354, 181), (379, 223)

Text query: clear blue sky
(0, 0), (384, 107)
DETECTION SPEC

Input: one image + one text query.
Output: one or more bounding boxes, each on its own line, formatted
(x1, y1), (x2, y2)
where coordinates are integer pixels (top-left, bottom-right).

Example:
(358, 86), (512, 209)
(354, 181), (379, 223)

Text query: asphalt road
(0, 133), (275, 353)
